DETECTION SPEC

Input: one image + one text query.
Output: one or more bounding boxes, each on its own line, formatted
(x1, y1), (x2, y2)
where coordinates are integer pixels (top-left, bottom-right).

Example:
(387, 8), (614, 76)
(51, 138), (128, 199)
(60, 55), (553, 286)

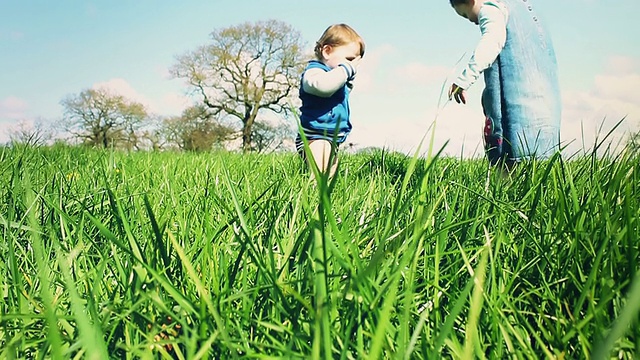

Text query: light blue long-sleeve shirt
(456, 1), (509, 90)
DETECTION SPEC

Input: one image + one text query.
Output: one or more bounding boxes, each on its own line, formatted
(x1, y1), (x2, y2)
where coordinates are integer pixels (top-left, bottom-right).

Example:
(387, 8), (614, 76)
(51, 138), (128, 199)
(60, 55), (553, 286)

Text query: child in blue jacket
(297, 23), (365, 178)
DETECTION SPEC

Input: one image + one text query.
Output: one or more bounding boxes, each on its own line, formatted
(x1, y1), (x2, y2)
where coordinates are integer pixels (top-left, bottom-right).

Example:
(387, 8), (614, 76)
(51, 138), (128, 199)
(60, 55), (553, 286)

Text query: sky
(1, 0), (639, 158)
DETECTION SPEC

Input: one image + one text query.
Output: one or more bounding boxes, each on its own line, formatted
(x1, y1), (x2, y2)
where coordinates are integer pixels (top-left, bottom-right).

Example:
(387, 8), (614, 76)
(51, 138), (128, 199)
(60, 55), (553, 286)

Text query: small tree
(139, 117), (168, 151)
(171, 19), (306, 152)
(163, 105), (236, 152)
(61, 88), (148, 148)
(251, 120), (295, 152)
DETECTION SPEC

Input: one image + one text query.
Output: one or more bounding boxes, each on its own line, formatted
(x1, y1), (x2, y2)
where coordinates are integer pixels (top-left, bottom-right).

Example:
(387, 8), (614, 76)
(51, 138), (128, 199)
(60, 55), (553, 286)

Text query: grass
(0, 142), (638, 359)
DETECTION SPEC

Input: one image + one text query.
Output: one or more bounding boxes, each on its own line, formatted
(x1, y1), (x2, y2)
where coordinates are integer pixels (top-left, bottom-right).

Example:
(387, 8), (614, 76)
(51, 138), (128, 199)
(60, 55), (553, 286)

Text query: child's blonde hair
(314, 24), (365, 60)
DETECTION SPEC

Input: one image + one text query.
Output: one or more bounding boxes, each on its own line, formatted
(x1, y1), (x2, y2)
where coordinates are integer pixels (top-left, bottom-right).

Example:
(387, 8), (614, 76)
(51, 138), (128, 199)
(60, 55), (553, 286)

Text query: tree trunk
(242, 111), (256, 153)
(242, 123), (252, 153)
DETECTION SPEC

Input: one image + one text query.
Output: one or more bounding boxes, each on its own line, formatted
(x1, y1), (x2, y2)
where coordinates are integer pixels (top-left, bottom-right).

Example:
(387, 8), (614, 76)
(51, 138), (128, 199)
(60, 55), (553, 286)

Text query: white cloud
(0, 96), (28, 119)
(592, 73), (640, 105)
(159, 93), (192, 115)
(0, 122), (23, 144)
(392, 62), (452, 86)
(561, 55), (640, 156)
(352, 43), (395, 93)
(92, 78), (189, 116)
(603, 55), (639, 76)
(0, 97), (39, 144)
(93, 78), (150, 105)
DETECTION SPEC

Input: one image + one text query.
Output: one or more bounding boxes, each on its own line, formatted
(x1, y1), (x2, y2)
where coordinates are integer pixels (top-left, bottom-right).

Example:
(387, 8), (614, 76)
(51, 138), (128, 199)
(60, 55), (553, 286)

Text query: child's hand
(348, 56), (362, 72)
(340, 56), (361, 89)
(346, 80), (354, 90)
(448, 84), (466, 104)
(340, 56), (361, 79)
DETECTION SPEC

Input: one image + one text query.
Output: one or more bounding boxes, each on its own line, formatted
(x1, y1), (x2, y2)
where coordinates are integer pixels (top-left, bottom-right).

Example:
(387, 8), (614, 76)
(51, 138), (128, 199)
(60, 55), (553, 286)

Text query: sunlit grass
(0, 143), (638, 359)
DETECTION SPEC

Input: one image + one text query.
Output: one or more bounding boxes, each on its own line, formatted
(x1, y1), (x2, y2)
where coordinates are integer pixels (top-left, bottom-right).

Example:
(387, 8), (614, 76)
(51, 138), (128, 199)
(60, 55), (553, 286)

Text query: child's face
(321, 42), (361, 69)
(453, 1), (481, 25)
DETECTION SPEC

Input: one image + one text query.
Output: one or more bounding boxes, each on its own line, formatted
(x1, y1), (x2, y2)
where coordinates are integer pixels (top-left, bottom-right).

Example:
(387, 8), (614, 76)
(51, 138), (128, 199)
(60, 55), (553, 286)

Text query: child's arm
(455, 2), (508, 90)
(302, 64), (354, 97)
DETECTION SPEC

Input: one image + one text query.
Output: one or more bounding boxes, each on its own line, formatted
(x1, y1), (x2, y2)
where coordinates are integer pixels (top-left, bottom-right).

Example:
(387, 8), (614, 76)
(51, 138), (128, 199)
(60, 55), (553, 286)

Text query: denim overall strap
(481, 0), (561, 163)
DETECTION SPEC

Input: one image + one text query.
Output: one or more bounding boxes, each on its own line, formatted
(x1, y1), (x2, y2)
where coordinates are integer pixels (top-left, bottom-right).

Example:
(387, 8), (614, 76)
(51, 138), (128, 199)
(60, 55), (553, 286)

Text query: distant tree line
(9, 19), (306, 153)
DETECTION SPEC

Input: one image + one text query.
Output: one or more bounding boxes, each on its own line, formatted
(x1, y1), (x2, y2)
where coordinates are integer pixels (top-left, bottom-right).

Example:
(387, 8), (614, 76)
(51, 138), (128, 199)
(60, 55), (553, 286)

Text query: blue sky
(1, 0), (639, 157)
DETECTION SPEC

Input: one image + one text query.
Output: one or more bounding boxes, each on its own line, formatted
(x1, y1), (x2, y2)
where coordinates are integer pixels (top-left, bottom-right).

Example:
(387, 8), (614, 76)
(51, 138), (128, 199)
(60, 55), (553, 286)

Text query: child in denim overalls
(448, 0), (561, 169)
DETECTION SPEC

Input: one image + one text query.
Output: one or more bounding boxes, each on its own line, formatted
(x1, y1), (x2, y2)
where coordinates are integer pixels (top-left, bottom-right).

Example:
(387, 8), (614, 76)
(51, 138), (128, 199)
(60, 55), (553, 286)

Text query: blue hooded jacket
(298, 60), (352, 143)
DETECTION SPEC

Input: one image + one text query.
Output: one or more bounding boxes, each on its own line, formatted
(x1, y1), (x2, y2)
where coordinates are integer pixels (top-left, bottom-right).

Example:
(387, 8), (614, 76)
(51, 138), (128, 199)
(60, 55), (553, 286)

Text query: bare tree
(171, 19), (306, 152)
(8, 119), (54, 146)
(61, 88), (148, 148)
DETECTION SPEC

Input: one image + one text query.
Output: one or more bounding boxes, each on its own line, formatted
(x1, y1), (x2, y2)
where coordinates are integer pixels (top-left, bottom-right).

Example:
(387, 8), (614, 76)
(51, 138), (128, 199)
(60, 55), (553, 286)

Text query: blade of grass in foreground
(23, 176), (63, 359)
(83, 210), (197, 315)
(592, 270), (640, 360)
(463, 227), (490, 360)
(54, 240), (109, 359)
(367, 267), (401, 359)
(166, 231), (237, 358)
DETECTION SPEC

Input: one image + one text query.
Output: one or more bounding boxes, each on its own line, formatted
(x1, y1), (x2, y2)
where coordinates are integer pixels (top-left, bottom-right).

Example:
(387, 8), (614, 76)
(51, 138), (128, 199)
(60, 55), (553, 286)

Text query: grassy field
(0, 144), (638, 359)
